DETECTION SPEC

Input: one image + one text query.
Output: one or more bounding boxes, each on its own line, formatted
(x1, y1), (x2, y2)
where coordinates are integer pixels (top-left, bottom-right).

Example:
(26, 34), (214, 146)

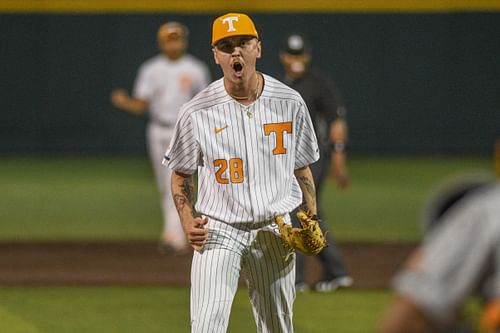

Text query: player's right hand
(185, 217), (209, 251)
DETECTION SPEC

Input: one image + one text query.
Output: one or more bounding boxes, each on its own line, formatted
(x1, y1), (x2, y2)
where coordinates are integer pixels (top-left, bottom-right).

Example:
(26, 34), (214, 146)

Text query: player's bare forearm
(294, 166), (317, 215)
(330, 118), (348, 143)
(329, 118), (350, 189)
(110, 89), (148, 114)
(171, 170), (208, 250)
(377, 296), (436, 333)
(171, 171), (195, 221)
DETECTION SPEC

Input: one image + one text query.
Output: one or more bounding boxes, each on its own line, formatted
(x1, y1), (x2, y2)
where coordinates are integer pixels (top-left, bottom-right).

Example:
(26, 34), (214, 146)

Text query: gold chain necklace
(228, 73), (261, 101)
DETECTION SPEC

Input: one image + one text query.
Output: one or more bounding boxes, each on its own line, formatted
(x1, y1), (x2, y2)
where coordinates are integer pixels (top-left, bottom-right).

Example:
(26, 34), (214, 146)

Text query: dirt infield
(0, 241), (416, 288)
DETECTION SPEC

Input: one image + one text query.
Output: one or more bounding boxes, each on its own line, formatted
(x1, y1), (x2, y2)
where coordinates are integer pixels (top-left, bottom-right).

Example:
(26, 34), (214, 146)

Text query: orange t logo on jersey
(263, 122), (292, 155)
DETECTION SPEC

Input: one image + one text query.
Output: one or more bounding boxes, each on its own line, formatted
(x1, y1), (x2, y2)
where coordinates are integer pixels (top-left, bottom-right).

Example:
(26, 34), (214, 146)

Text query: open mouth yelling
(232, 61), (244, 77)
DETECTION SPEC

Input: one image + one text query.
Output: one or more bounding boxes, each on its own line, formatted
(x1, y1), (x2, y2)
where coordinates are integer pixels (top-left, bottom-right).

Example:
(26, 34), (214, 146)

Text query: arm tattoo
(173, 193), (185, 212)
(181, 177), (195, 204)
(297, 175), (316, 202)
(173, 177), (194, 212)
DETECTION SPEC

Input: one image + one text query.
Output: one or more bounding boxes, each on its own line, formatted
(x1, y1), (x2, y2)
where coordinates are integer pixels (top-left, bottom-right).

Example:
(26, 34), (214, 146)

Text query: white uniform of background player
(378, 176), (500, 333)
(163, 13), (320, 333)
(111, 22), (210, 252)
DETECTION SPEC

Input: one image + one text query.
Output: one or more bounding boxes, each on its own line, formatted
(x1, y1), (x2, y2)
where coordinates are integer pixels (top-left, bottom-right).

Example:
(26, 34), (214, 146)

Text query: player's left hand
(275, 211), (326, 259)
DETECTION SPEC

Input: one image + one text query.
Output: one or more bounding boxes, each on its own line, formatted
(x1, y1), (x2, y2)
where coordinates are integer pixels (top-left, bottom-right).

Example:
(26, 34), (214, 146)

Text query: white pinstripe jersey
(133, 54), (210, 126)
(164, 74), (319, 224)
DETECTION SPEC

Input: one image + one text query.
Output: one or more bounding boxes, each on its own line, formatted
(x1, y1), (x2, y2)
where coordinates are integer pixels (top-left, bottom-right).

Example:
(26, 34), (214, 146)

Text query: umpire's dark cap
(282, 34), (311, 55)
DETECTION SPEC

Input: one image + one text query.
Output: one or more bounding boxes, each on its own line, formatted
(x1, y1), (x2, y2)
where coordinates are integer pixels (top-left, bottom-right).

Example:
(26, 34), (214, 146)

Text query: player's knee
(191, 300), (232, 333)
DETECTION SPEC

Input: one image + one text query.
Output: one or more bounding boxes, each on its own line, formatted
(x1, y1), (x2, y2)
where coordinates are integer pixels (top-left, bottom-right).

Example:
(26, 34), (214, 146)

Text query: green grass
(0, 287), (393, 332)
(0, 155), (493, 242)
(320, 155), (492, 241)
(1, 157), (163, 240)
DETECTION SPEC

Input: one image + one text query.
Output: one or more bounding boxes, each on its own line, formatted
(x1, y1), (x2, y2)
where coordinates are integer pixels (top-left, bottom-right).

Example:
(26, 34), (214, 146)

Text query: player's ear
(256, 40), (262, 59)
(212, 47), (220, 65)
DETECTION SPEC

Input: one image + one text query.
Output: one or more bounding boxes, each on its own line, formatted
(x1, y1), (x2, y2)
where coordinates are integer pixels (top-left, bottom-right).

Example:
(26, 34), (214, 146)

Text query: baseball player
(110, 22), (210, 253)
(377, 174), (500, 333)
(279, 33), (352, 292)
(163, 13), (320, 332)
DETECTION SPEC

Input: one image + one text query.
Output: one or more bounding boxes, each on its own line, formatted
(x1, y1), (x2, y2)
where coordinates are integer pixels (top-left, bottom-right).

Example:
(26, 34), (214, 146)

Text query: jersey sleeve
(132, 64), (153, 101)
(294, 101), (320, 169)
(163, 109), (200, 174)
(392, 196), (500, 323)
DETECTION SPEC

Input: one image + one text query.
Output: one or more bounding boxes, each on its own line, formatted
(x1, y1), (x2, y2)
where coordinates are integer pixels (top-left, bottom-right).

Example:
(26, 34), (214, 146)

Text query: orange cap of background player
(212, 13), (259, 46)
(158, 22), (188, 40)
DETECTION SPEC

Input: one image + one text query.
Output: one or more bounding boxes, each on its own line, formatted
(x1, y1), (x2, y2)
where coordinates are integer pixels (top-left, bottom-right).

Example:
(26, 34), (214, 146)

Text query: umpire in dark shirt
(280, 33), (352, 292)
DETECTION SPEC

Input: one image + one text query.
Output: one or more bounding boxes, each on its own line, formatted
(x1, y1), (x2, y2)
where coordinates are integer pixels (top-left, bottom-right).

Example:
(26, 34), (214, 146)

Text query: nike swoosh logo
(214, 125), (229, 134)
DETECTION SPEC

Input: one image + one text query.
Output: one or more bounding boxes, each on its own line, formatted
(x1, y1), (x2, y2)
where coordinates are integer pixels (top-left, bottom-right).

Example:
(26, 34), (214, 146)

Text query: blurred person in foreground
(111, 21), (210, 253)
(279, 33), (352, 292)
(377, 173), (500, 333)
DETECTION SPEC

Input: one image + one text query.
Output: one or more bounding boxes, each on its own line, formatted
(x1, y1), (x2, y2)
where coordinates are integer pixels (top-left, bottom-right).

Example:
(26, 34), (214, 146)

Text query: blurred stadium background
(1, 1), (499, 332)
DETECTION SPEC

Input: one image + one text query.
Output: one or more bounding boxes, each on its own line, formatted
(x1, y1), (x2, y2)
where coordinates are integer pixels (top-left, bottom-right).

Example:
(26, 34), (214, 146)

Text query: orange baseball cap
(158, 22), (188, 40)
(212, 13), (259, 46)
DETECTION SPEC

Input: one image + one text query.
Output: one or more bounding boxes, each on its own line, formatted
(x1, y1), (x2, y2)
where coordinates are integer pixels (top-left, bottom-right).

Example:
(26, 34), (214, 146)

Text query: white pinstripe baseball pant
(190, 217), (295, 333)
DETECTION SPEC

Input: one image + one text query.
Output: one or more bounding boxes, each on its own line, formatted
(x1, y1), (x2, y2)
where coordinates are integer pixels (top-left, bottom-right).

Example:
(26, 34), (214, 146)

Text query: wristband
(332, 142), (345, 152)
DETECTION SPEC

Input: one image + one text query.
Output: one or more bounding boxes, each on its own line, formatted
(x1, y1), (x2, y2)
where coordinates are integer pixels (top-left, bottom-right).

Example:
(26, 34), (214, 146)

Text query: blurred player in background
(164, 13), (320, 332)
(111, 22), (210, 253)
(377, 173), (500, 333)
(496, 138), (500, 177)
(279, 33), (352, 292)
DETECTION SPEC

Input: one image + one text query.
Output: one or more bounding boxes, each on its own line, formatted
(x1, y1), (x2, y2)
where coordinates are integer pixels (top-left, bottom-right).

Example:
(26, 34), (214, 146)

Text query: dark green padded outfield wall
(2, 12), (499, 154)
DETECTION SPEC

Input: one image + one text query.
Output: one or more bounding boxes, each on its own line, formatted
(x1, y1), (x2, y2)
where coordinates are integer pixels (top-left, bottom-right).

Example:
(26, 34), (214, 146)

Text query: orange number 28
(214, 158), (244, 184)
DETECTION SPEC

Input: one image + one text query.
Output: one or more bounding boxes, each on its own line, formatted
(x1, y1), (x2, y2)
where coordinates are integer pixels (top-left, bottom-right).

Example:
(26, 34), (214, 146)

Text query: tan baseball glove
(275, 210), (327, 259)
